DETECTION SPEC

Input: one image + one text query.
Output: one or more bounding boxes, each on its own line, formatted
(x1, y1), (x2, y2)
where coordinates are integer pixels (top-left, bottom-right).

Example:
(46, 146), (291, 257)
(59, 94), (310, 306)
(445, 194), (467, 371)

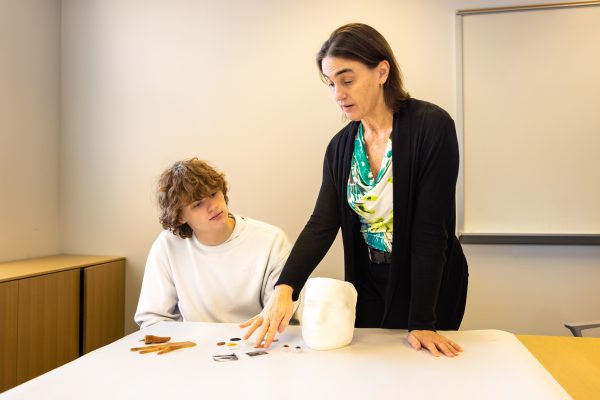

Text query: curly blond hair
(157, 158), (229, 238)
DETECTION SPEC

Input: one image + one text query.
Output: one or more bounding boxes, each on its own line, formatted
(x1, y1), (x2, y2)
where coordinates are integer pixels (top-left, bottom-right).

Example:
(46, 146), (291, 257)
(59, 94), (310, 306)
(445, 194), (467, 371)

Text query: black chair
(564, 321), (600, 337)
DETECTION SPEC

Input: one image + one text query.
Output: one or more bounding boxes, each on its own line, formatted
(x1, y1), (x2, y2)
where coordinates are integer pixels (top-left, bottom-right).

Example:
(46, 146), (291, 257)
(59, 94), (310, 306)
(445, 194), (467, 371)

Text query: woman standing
(242, 23), (468, 357)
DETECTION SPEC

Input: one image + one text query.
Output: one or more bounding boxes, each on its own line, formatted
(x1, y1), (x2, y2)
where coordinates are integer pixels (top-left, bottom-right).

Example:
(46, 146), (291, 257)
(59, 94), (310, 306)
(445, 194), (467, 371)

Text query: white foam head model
(301, 277), (358, 351)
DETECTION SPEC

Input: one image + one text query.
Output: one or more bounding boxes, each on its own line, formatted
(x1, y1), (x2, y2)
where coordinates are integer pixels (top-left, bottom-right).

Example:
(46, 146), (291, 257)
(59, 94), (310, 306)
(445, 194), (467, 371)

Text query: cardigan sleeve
(275, 141), (342, 300)
(407, 107), (460, 331)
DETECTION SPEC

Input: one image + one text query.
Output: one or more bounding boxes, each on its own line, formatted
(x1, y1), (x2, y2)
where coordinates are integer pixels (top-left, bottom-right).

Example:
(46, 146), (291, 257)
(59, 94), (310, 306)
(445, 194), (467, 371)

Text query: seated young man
(135, 158), (291, 329)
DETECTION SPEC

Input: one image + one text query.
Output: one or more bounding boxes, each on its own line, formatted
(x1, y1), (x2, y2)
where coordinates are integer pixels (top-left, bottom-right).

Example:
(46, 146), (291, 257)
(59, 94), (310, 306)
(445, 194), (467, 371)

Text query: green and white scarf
(347, 123), (394, 252)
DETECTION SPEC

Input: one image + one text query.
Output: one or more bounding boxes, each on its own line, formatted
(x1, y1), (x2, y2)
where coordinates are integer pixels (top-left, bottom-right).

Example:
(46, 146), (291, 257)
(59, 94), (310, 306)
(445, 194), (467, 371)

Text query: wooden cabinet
(0, 281), (18, 392)
(0, 255), (125, 392)
(82, 260), (125, 354)
(16, 269), (80, 384)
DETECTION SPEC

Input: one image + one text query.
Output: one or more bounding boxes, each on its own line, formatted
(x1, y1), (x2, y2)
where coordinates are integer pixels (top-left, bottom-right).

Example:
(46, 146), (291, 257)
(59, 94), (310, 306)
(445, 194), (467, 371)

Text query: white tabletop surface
(1, 322), (570, 400)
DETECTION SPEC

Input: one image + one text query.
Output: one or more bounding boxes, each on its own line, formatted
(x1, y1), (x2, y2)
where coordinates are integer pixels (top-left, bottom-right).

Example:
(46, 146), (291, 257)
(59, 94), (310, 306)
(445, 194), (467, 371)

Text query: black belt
(368, 246), (392, 264)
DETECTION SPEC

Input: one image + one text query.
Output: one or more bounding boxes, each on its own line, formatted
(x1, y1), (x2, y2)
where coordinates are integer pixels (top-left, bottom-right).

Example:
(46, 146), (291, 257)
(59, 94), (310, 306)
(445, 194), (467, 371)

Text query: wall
(0, 0), (61, 261)
(58, 0), (600, 335)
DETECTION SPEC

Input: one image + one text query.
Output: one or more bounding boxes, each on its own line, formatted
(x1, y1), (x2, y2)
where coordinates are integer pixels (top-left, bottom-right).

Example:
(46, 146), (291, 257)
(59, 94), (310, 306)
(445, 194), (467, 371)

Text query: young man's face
(179, 190), (229, 236)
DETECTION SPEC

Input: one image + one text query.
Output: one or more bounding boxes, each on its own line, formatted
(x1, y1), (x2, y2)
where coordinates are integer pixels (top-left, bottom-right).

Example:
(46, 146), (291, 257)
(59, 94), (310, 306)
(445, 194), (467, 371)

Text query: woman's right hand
(239, 284), (294, 348)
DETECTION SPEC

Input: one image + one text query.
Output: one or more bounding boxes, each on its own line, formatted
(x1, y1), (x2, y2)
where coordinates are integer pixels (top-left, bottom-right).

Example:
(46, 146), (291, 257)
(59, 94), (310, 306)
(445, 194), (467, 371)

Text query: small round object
(281, 344), (290, 352)
(292, 346), (302, 353)
(216, 342), (226, 346)
(229, 337), (241, 341)
(227, 342), (238, 347)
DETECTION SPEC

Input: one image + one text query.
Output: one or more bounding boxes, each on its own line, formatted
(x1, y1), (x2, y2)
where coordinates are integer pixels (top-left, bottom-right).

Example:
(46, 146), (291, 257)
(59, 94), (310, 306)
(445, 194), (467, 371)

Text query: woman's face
(321, 56), (388, 121)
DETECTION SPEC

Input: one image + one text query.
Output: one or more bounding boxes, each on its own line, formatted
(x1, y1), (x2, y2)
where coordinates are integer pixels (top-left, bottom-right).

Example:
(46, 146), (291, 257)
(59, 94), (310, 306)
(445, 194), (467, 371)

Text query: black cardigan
(276, 98), (468, 331)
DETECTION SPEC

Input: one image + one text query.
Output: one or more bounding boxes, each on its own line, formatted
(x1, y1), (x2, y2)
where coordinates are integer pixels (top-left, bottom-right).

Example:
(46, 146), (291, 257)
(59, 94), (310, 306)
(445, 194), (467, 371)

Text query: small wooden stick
(157, 341), (196, 355)
(139, 347), (163, 354)
(130, 344), (165, 352)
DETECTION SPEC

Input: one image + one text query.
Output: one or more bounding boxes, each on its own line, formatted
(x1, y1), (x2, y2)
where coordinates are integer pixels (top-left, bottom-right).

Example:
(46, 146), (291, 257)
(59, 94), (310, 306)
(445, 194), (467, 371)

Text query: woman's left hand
(407, 330), (463, 357)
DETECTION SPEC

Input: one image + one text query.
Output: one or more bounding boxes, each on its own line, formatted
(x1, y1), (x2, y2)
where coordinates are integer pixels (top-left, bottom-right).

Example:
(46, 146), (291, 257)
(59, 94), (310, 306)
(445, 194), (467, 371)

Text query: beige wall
(0, 0), (61, 261)
(2, 0), (593, 336)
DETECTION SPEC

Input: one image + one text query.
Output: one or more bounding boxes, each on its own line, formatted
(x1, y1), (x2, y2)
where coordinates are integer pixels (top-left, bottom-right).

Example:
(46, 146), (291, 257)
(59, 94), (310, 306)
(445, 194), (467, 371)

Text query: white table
(1, 322), (570, 399)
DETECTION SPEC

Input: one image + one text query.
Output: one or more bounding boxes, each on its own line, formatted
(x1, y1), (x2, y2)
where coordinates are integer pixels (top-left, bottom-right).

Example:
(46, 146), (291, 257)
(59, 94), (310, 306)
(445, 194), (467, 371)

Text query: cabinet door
(0, 280), (18, 392)
(17, 269), (80, 385)
(82, 260), (125, 354)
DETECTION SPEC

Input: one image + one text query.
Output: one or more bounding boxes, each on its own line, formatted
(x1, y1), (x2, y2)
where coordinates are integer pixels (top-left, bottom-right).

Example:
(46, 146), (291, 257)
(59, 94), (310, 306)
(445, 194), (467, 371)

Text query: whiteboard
(458, 3), (600, 241)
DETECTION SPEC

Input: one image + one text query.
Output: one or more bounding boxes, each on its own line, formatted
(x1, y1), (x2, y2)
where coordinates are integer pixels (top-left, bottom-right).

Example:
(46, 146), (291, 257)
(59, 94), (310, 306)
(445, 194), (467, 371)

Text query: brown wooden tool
(141, 335), (171, 344)
(131, 341), (196, 355)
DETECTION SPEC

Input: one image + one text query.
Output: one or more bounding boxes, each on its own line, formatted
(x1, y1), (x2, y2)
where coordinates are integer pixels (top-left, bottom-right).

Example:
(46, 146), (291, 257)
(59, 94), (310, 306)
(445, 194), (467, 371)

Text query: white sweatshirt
(135, 214), (291, 329)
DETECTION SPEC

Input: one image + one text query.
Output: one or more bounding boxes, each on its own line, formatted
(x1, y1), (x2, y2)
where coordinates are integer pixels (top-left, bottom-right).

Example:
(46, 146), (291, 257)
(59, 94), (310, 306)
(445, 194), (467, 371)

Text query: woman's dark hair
(316, 23), (410, 111)
(157, 158), (229, 239)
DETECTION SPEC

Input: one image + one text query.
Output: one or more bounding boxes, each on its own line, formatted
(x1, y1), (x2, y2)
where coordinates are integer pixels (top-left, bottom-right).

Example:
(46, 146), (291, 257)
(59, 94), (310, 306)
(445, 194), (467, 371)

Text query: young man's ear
(221, 189), (229, 204)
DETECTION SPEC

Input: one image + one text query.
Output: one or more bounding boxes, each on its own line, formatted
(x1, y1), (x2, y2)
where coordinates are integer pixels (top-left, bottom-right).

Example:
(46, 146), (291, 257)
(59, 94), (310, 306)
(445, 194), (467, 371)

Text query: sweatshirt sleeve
(407, 107), (459, 331)
(261, 228), (292, 309)
(275, 142), (342, 300)
(134, 234), (182, 329)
